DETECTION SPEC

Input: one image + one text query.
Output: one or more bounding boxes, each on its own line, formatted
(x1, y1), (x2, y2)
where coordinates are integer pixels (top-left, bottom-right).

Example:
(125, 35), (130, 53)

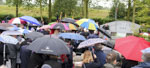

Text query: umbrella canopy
(8, 18), (27, 24)
(115, 36), (150, 61)
(78, 38), (106, 49)
(0, 35), (19, 45)
(76, 19), (99, 30)
(39, 25), (51, 30)
(61, 18), (76, 23)
(50, 23), (69, 30)
(17, 29), (32, 34)
(1, 30), (23, 36)
(25, 32), (44, 41)
(0, 23), (14, 28)
(66, 23), (77, 30)
(27, 35), (70, 55)
(48, 22), (56, 25)
(0, 26), (8, 31)
(59, 33), (86, 40)
(20, 16), (41, 26)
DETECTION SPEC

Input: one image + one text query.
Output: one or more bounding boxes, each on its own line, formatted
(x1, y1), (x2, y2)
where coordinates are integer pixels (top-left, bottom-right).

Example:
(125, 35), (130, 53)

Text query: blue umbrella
(20, 16), (41, 26)
(59, 33), (86, 40)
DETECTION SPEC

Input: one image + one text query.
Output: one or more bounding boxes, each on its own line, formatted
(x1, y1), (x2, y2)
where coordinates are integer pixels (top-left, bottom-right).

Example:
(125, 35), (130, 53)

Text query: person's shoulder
(104, 63), (114, 68)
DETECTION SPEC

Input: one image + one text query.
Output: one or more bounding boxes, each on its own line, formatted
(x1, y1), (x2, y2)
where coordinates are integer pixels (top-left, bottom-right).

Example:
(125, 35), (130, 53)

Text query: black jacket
(43, 59), (62, 68)
(0, 43), (9, 65)
(82, 59), (101, 68)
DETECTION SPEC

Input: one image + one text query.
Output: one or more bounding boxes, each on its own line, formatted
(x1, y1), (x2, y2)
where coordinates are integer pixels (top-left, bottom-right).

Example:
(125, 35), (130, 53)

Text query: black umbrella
(25, 32), (44, 41)
(98, 28), (111, 39)
(61, 18), (76, 23)
(27, 35), (70, 55)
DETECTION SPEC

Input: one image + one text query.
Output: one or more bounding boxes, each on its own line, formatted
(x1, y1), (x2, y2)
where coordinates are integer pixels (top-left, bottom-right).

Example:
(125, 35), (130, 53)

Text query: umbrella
(0, 23), (14, 28)
(39, 25), (51, 30)
(20, 16), (41, 26)
(48, 22), (56, 25)
(27, 35), (70, 55)
(114, 36), (150, 61)
(8, 18), (27, 24)
(61, 18), (76, 23)
(66, 23), (77, 30)
(98, 28), (111, 39)
(140, 32), (150, 36)
(76, 19), (99, 30)
(50, 23), (69, 30)
(0, 26), (8, 31)
(25, 32), (44, 41)
(0, 35), (19, 45)
(78, 38), (106, 49)
(1, 30), (23, 36)
(59, 33), (86, 40)
(17, 29), (32, 34)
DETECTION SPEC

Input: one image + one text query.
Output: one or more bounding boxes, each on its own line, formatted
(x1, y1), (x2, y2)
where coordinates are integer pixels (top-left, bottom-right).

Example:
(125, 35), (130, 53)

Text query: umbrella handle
(3, 44), (6, 65)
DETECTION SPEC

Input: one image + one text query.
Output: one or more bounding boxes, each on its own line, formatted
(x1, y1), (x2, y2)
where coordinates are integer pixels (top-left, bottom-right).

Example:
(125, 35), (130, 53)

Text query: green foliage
(134, 33), (150, 42)
(53, 0), (77, 17)
(135, 0), (150, 23)
(6, 0), (22, 6)
(109, 0), (126, 19)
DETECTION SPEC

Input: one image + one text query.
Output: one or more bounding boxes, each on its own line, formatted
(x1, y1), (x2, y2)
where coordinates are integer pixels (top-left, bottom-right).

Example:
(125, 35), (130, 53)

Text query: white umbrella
(1, 30), (23, 36)
(0, 35), (19, 45)
(78, 38), (106, 49)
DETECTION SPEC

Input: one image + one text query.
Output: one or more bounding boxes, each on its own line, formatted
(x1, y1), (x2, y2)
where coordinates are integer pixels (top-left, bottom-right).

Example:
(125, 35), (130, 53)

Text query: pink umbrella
(8, 18), (27, 24)
(40, 25), (51, 30)
(50, 23), (69, 30)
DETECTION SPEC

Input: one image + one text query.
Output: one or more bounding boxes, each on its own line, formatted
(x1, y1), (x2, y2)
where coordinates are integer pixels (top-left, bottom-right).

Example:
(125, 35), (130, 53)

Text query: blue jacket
(95, 50), (106, 68)
(132, 62), (150, 68)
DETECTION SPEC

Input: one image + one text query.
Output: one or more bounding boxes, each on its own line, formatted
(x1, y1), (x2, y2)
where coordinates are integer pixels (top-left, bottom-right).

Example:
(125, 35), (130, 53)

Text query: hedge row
(0, 14), (115, 25)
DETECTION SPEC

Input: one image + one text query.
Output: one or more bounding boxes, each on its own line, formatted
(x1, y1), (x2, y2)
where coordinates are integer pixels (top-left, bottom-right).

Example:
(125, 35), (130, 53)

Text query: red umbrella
(115, 36), (150, 61)
(8, 18), (27, 24)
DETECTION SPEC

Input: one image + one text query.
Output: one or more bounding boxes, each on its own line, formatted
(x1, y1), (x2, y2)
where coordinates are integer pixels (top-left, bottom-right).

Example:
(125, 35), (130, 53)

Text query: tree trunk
(132, 0), (135, 23)
(83, 0), (89, 18)
(48, 0), (52, 23)
(81, 0), (84, 18)
(127, 0), (131, 20)
(40, 0), (44, 24)
(16, 0), (19, 17)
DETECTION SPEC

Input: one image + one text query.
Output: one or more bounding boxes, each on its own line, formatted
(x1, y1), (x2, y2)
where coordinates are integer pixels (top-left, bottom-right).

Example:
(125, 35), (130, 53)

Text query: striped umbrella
(66, 23), (77, 30)
(76, 19), (99, 30)
(50, 23), (69, 30)
(8, 18), (27, 24)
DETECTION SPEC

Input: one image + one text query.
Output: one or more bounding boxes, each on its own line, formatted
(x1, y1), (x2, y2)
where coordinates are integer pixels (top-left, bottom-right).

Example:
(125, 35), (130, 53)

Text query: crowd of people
(0, 21), (149, 68)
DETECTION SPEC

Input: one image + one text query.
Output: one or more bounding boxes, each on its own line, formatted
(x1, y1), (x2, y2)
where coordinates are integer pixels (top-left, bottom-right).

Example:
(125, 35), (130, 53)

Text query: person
(61, 39), (73, 68)
(121, 58), (138, 68)
(0, 42), (9, 66)
(51, 29), (60, 38)
(20, 38), (32, 68)
(87, 30), (99, 39)
(82, 50), (101, 68)
(41, 55), (62, 68)
(28, 53), (44, 68)
(102, 24), (109, 30)
(94, 43), (106, 68)
(104, 52), (119, 68)
(132, 48), (150, 68)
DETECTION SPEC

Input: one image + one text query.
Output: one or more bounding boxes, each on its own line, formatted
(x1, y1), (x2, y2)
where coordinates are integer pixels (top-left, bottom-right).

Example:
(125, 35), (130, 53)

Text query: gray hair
(142, 53), (150, 62)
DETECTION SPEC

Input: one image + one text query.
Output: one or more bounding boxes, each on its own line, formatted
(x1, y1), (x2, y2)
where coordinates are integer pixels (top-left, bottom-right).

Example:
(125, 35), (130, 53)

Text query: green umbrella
(48, 22), (56, 25)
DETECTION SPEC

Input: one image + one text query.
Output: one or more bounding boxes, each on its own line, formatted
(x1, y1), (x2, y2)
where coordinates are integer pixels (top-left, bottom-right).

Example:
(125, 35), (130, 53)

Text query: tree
(127, 0), (131, 20)
(83, 0), (89, 18)
(6, 0), (22, 17)
(132, 0), (136, 23)
(53, 0), (77, 18)
(109, 0), (126, 19)
(48, 0), (52, 22)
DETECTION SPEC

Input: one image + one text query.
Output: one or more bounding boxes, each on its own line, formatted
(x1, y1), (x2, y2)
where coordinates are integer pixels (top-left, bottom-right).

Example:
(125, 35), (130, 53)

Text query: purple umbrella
(20, 16), (41, 26)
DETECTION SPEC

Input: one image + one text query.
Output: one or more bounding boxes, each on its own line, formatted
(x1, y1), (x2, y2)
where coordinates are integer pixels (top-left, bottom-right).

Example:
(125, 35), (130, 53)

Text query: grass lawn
(0, 5), (109, 18)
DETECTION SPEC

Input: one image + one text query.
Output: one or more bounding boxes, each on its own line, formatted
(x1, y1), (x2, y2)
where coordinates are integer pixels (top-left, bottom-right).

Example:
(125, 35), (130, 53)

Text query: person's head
(54, 29), (60, 34)
(141, 48), (150, 62)
(94, 43), (103, 51)
(89, 30), (94, 34)
(106, 52), (117, 64)
(142, 53), (150, 62)
(83, 50), (94, 63)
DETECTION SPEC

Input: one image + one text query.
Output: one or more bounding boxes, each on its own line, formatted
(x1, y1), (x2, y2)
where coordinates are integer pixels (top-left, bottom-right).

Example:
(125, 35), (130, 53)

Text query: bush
(0, 14), (14, 22)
